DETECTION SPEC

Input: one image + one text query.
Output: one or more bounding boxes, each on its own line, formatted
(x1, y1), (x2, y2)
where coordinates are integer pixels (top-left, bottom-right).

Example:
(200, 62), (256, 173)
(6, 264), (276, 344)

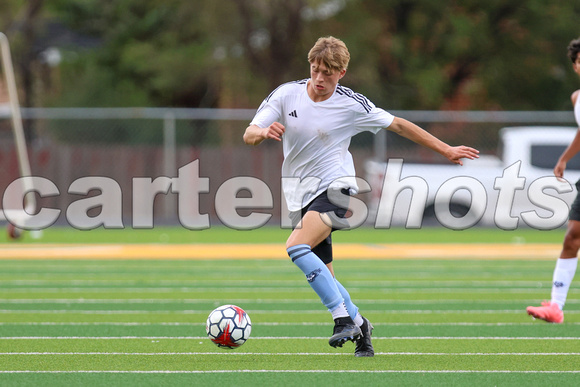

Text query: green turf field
(0, 225), (568, 244)
(0, 227), (578, 386)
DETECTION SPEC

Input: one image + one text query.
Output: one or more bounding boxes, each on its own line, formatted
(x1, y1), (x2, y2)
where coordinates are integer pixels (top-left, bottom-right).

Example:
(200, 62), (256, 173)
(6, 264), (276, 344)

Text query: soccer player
(243, 36), (479, 356)
(527, 37), (580, 324)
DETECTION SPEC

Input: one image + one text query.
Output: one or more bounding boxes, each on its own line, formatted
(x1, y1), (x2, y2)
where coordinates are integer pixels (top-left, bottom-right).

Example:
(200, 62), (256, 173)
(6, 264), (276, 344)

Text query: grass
(0, 225), (568, 244)
(0, 226), (577, 386)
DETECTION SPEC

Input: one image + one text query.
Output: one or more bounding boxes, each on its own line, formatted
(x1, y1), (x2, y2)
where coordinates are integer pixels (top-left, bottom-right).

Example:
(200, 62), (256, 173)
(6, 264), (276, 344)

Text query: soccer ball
(206, 304), (252, 349)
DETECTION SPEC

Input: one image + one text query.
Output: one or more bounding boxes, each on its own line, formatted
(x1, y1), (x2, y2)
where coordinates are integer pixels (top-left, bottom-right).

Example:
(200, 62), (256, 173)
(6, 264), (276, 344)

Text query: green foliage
(2, 0), (580, 111)
(346, 0), (580, 109)
(54, 53), (152, 107)
(44, 0), (218, 108)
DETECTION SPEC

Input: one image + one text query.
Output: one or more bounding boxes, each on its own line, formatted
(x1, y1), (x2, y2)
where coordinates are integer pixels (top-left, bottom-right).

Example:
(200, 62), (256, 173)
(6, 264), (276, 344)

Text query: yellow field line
(0, 243), (561, 260)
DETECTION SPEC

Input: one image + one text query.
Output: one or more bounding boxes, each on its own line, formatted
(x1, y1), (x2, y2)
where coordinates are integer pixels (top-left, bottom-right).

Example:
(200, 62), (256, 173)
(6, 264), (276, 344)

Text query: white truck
(364, 126), (580, 229)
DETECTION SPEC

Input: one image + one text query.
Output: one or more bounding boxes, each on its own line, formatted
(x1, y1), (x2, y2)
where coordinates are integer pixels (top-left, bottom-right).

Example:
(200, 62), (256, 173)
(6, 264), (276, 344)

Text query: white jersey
(575, 91), (580, 127)
(250, 79), (395, 211)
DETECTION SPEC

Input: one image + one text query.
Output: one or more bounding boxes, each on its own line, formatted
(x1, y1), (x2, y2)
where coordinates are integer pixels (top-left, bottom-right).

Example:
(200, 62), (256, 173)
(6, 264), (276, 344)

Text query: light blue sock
(287, 244), (344, 312)
(334, 277), (359, 319)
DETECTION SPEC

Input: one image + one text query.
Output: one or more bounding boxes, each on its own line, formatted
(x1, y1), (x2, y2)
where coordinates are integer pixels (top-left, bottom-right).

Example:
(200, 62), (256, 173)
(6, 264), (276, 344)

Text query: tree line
(1, 0), (579, 112)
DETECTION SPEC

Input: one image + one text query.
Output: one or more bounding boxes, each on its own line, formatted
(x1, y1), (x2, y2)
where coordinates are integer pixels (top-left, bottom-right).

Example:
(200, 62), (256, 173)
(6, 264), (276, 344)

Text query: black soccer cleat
(354, 316), (374, 357)
(329, 317), (362, 348)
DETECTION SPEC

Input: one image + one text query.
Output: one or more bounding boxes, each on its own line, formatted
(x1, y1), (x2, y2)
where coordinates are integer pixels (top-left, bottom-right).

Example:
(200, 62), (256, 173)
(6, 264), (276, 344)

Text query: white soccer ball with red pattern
(206, 305), (252, 349)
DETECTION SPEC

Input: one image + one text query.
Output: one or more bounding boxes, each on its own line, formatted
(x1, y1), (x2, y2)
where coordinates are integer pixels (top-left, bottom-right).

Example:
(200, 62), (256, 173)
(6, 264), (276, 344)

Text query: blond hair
(307, 36), (350, 72)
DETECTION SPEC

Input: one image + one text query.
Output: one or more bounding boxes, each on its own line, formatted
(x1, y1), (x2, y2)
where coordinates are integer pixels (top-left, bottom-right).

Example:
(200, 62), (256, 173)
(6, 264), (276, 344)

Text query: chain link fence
(0, 108), (577, 228)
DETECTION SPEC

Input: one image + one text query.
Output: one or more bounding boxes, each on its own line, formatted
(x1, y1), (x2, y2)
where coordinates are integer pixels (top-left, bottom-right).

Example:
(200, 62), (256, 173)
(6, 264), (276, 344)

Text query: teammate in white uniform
(244, 36), (479, 356)
(527, 37), (580, 323)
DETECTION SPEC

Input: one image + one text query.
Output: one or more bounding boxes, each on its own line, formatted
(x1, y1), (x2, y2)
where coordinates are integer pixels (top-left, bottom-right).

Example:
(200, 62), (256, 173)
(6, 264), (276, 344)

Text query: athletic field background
(0, 226), (578, 386)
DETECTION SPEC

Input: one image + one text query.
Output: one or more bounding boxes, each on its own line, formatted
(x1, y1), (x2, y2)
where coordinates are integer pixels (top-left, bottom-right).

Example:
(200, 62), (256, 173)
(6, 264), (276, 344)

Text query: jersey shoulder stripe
(264, 79), (308, 102)
(335, 85), (373, 113)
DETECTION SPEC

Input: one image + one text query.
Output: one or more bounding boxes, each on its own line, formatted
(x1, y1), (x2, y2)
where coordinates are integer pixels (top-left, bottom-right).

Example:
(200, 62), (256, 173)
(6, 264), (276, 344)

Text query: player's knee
(285, 232), (312, 251)
(286, 243), (311, 260)
(285, 231), (300, 250)
(285, 239), (303, 252)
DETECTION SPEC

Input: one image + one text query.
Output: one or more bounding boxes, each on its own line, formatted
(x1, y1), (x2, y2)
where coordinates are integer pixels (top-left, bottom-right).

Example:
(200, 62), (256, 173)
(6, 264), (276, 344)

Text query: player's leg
(287, 211), (339, 313)
(527, 220), (580, 323)
(311, 221), (373, 355)
(331, 272), (374, 356)
(553, 220), (580, 308)
(287, 211), (361, 347)
(314, 237), (359, 318)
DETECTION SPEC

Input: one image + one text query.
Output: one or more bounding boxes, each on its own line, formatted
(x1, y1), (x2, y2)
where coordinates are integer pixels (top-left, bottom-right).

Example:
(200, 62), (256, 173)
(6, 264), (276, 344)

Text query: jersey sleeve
(354, 105), (395, 134)
(336, 85), (394, 134)
(250, 88), (284, 128)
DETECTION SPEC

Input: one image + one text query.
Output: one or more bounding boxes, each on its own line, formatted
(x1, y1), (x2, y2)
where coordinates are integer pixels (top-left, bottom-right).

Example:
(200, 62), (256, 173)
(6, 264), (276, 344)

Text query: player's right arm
(554, 90), (580, 178)
(243, 122), (285, 146)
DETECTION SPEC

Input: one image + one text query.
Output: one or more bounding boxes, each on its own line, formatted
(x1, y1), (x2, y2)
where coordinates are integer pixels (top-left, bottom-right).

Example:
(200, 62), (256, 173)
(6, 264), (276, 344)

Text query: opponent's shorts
(289, 188), (350, 264)
(569, 180), (580, 221)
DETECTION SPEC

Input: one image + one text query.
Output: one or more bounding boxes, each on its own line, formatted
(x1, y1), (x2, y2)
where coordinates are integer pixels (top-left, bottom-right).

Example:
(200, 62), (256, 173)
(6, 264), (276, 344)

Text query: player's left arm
(386, 117), (479, 166)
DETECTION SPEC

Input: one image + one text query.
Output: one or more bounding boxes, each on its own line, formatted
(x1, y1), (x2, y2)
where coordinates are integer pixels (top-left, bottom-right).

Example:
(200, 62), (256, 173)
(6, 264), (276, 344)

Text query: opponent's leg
(527, 220), (580, 323)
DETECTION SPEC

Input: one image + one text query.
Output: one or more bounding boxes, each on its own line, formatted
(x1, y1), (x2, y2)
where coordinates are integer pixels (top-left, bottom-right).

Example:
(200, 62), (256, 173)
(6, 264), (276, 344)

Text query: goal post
(0, 32), (37, 237)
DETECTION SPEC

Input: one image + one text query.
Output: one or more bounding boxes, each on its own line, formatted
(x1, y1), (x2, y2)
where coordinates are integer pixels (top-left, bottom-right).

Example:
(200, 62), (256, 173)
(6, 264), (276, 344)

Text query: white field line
(0, 279), (564, 287)
(2, 321), (579, 326)
(0, 336), (578, 340)
(3, 287), (578, 294)
(0, 287), (313, 293)
(1, 299), (578, 306)
(0, 370), (578, 374)
(4, 298), (578, 304)
(0, 352), (578, 356)
(0, 309), (578, 315)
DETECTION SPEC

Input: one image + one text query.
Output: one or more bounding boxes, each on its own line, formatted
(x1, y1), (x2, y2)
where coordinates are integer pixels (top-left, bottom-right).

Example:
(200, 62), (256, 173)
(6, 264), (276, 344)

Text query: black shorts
(289, 189), (350, 265)
(569, 180), (580, 221)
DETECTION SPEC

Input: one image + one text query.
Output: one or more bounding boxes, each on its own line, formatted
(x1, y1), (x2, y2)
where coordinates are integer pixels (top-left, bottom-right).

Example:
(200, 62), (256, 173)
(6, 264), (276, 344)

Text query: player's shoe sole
(355, 316), (374, 357)
(526, 301), (564, 323)
(329, 317), (362, 348)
